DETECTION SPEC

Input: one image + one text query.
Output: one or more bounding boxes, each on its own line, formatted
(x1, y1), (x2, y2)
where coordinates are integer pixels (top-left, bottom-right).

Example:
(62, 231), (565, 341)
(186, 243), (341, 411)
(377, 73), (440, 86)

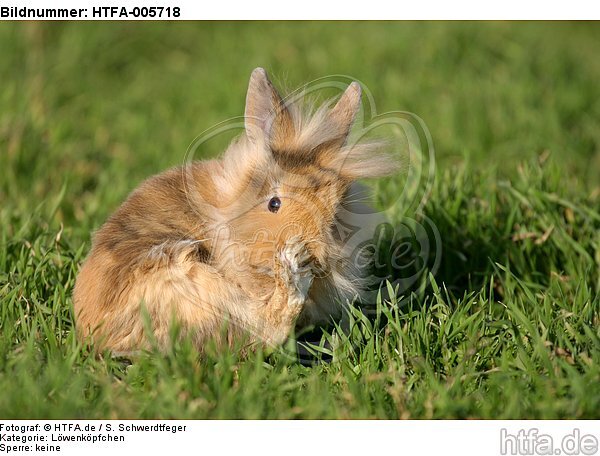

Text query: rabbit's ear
(244, 67), (294, 146)
(328, 81), (362, 143)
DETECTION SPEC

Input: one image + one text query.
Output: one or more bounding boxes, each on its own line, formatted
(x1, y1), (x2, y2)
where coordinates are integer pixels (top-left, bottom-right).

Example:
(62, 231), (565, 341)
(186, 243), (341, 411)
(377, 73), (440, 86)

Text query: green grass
(0, 22), (599, 419)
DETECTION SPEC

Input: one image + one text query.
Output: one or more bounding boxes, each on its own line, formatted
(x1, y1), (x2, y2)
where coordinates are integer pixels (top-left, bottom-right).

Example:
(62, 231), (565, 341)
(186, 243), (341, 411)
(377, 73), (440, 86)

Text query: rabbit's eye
(267, 197), (281, 213)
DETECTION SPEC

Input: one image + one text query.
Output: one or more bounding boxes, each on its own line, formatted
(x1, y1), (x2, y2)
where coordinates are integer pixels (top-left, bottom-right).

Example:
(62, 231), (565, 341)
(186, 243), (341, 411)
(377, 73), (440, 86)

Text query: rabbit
(73, 68), (398, 354)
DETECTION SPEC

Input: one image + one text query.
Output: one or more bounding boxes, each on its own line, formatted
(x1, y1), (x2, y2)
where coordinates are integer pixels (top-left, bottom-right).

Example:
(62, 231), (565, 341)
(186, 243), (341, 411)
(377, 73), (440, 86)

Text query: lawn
(0, 22), (598, 419)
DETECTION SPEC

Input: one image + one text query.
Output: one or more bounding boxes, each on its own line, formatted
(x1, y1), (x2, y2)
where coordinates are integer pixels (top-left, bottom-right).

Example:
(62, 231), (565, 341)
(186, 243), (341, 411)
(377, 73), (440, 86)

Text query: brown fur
(73, 68), (398, 353)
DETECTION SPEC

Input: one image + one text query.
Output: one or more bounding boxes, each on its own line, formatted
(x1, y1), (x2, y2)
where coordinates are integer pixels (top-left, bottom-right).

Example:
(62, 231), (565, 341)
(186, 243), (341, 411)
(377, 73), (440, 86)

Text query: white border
(1, 0), (599, 19)
(0, 420), (599, 455)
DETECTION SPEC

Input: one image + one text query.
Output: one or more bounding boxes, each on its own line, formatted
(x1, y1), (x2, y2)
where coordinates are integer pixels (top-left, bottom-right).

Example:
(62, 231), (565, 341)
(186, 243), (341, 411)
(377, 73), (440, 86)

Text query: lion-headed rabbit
(74, 68), (397, 353)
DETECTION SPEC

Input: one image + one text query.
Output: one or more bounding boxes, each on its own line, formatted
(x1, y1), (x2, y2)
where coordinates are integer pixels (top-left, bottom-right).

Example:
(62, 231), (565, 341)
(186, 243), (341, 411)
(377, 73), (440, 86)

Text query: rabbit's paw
(278, 237), (314, 303)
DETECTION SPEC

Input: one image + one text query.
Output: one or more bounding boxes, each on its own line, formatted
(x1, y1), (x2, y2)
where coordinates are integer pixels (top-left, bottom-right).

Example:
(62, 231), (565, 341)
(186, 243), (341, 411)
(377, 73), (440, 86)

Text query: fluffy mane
(211, 80), (398, 209)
